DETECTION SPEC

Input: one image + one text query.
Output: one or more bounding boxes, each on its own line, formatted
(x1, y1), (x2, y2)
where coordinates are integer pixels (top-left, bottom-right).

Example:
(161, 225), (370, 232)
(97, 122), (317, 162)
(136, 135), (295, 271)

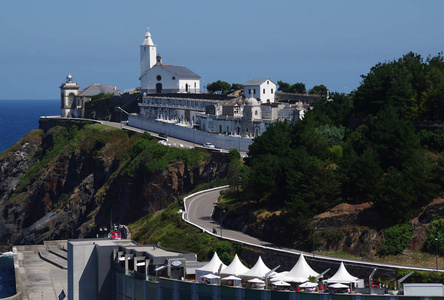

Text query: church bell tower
(60, 73), (79, 117)
(140, 27), (157, 77)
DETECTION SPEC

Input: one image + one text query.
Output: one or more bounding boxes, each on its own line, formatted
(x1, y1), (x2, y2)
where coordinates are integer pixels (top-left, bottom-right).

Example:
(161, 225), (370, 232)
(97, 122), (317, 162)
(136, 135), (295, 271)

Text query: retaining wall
(128, 115), (253, 152)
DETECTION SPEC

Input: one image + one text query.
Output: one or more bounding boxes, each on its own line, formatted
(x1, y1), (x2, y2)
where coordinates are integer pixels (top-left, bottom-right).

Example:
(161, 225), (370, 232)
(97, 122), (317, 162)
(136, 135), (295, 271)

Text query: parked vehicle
(203, 142), (215, 148)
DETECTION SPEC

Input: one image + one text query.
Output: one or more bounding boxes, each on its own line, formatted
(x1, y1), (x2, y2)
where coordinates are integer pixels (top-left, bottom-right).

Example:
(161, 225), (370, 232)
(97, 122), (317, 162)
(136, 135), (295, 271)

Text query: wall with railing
(113, 269), (438, 300)
(128, 114), (253, 152)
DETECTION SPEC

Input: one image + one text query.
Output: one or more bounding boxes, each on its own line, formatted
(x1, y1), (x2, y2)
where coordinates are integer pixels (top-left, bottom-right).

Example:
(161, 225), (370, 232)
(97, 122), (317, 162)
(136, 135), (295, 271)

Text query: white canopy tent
(299, 282), (318, 288)
(241, 256), (271, 279)
(286, 253), (319, 280)
(329, 283), (349, 289)
(325, 262), (358, 284)
(195, 252), (227, 279)
(220, 254), (250, 276)
(270, 275), (308, 283)
(221, 275), (242, 287)
(273, 280), (291, 287)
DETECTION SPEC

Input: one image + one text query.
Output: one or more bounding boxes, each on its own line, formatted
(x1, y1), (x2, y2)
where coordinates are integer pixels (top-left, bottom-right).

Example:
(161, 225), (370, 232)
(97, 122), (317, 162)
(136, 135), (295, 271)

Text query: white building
(60, 74), (120, 118)
(60, 73), (80, 117)
(139, 28), (201, 94)
(243, 78), (276, 104)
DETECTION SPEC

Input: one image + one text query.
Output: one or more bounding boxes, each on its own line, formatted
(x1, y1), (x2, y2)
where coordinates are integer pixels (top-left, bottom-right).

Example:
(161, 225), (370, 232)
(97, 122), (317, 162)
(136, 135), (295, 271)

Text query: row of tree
(229, 52), (444, 233)
(206, 80), (328, 96)
(277, 81), (328, 95)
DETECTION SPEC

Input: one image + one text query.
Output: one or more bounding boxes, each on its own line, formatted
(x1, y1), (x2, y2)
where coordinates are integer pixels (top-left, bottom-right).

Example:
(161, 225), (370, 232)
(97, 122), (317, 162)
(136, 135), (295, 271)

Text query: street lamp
(313, 226), (317, 257)
(220, 208), (225, 239)
(436, 237), (439, 271)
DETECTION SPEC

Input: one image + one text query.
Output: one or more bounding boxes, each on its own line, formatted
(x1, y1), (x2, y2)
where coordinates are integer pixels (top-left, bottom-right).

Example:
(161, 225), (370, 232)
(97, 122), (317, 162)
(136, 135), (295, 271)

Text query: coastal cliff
(0, 119), (227, 251)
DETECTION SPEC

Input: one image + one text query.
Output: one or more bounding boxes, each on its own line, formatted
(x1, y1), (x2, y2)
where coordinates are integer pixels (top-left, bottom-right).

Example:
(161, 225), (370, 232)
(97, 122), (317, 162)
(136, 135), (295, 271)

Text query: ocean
(0, 99), (60, 297)
(0, 252), (15, 298)
(0, 99), (60, 153)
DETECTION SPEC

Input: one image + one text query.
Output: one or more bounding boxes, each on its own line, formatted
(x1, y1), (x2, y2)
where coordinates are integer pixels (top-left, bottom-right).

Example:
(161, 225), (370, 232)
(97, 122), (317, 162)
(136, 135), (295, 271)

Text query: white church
(136, 27), (308, 138)
(139, 28), (201, 94)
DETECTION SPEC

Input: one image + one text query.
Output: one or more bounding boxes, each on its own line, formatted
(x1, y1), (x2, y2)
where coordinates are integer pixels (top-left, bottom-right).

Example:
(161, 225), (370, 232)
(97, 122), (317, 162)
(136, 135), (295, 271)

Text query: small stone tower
(60, 73), (79, 117)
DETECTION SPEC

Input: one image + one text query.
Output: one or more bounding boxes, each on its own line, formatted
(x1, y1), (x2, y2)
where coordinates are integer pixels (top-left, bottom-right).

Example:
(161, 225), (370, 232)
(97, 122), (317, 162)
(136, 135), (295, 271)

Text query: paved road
(184, 187), (443, 273)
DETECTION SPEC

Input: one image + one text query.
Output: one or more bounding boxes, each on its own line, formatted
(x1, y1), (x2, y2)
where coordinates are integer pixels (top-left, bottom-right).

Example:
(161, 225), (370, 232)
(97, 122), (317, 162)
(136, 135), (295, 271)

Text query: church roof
(244, 78), (275, 86)
(141, 27), (156, 46)
(161, 64), (201, 79)
(78, 84), (120, 97)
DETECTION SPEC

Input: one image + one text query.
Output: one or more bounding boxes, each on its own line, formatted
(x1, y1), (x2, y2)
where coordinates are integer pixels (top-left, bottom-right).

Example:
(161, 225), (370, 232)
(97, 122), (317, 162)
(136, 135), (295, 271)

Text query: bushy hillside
(219, 52), (444, 257)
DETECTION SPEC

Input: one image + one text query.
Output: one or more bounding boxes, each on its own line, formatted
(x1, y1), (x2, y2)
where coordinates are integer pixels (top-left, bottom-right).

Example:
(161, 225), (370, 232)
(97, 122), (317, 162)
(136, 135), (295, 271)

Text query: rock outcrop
(0, 121), (227, 251)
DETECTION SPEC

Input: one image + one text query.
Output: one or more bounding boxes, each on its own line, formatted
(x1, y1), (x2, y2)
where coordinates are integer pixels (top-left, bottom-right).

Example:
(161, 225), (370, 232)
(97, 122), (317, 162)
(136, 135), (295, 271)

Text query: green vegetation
(398, 269), (444, 284)
(277, 81), (306, 94)
(124, 132), (207, 175)
(206, 81), (243, 94)
(91, 93), (115, 101)
(219, 52), (444, 250)
(379, 223), (414, 255)
(426, 217), (444, 255)
(129, 200), (239, 262)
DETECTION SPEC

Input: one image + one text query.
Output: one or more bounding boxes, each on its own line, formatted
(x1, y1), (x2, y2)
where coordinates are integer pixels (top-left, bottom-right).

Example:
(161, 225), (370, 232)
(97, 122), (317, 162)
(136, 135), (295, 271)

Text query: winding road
(183, 186), (443, 273)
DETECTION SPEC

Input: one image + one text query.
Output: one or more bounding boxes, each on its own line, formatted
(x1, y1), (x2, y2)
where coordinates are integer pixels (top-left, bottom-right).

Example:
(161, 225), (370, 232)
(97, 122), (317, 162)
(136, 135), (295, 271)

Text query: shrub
(426, 217), (444, 255)
(379, 223), (414, 255)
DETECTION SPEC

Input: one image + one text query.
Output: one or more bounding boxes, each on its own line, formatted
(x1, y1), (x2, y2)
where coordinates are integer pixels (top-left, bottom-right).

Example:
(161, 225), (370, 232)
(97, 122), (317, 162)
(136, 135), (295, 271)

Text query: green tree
(277, 81), (290, 92)
(277, 81), (306, 93)
(230, 83), (243, 91)
(308, 84), (327, 95)
(370, 105), (420, 170)
(207, 80), (231, 94)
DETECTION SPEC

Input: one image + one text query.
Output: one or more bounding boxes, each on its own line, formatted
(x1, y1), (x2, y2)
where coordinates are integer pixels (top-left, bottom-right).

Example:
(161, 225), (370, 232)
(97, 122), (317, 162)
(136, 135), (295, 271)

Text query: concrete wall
(68, 241), (98, 300)
(128, 115), (253, 152)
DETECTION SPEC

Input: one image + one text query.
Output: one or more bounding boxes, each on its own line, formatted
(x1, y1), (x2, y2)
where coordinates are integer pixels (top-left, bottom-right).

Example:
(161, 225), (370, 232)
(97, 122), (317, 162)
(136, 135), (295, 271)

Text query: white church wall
(179, 79), (200, 93)
(141, 66), (179, 93)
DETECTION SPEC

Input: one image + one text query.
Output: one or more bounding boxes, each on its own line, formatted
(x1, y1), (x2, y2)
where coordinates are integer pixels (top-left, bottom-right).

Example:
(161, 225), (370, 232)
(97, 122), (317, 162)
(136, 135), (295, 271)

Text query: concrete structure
(68, 239), (197, 300)
(404, 283), (444, 296)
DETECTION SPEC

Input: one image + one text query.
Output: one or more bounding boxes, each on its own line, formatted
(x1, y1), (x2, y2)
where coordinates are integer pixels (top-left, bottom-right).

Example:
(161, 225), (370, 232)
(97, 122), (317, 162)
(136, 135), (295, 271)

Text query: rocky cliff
(218, 194), (444, 259)
(0, 119), (227, 251)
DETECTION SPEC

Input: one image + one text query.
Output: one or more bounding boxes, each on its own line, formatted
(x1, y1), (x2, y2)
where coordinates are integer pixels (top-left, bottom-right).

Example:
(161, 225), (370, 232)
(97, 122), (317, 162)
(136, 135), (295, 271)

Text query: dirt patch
(317, 202), (372, 219)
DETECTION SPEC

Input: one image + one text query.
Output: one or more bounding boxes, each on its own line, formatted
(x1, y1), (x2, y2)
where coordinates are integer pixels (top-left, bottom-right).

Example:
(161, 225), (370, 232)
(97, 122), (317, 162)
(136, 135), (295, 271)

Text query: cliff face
(0, 120), (227, 251)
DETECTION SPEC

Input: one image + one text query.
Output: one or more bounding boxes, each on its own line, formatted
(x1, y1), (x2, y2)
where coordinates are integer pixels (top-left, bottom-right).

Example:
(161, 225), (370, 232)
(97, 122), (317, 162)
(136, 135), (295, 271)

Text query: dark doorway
(156, 83), (162, 93)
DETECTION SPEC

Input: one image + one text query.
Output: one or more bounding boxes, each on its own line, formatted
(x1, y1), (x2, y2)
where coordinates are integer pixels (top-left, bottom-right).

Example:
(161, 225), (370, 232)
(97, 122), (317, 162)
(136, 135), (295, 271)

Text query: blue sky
(1, 0), (443, 100)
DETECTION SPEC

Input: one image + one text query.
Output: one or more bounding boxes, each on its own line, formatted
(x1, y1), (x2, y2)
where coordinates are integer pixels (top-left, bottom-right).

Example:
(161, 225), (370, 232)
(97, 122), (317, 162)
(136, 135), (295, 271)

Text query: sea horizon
(0, 99), (60, 153)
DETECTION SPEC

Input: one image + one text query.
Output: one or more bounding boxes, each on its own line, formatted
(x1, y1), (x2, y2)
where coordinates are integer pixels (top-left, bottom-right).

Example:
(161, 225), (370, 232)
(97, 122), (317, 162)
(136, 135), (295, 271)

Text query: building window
(253, 89), (256, 94)
(255, 110), (258, 115)
(172, 76), (176, 80)
(263, 89), (265, 94)
(271, 89), (274, 94)
(267, 80), (269, 84)
(156, 75), (162, 81)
